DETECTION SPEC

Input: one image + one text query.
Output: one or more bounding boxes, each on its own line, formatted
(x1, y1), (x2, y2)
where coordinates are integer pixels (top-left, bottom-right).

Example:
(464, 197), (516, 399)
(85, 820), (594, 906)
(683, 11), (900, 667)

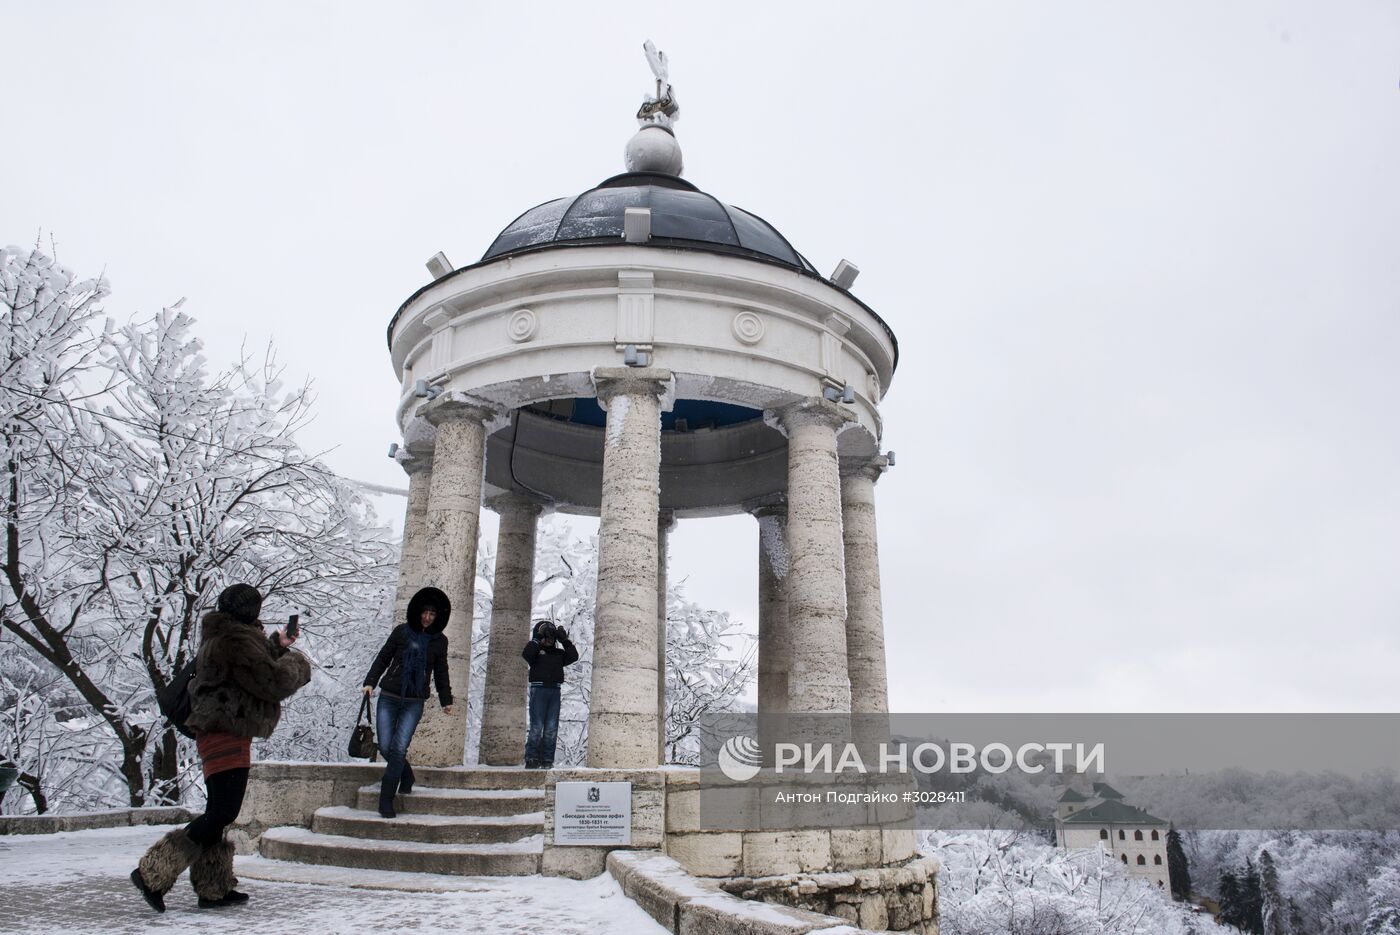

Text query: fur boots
(189, 837), (245, 907)
(131, 827), (202, 912)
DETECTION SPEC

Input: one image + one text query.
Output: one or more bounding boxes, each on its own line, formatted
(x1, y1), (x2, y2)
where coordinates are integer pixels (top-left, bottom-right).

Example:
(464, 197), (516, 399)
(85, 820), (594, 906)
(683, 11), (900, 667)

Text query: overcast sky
(8, 2), (1398, 713)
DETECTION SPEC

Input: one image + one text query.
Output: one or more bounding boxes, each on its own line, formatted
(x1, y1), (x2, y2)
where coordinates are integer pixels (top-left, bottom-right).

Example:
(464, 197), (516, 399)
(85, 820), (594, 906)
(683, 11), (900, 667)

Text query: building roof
(1092, 782), (1126, 800)
(1057, 788), (1089, 803)
(1060, 799), (1167, 826)
(482, 172), (818, 274)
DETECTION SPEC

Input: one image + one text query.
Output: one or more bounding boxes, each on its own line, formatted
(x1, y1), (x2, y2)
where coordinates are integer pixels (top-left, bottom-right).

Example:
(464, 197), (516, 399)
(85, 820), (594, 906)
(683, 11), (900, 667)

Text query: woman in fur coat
(361, 586), (454, 818)
(130, 583), (311, 912)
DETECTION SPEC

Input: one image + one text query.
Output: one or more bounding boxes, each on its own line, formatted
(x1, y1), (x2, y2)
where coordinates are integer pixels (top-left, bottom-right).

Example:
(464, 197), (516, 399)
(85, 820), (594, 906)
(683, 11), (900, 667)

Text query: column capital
(744, 496), (788, 520)
(418, 392), (496, 428)
(658, 508), (678, 532)
(771, 397), (857, 434)
(839, 454), (890, 483)
(399, 455), (433, 477)
(591, 366), (674, 405)
(486, 491), (546, 517)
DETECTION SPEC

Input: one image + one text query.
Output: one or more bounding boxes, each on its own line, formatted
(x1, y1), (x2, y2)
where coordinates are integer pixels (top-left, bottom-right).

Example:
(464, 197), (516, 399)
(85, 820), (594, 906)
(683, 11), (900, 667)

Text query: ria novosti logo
(717, 735), (763, 781)
(714, 737), (1107, 782)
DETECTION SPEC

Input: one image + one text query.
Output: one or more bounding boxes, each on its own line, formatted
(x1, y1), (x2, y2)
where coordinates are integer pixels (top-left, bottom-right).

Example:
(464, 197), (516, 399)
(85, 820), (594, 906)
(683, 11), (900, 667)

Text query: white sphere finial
(628, 40), (682, 175)
(625, 126), (683, 175)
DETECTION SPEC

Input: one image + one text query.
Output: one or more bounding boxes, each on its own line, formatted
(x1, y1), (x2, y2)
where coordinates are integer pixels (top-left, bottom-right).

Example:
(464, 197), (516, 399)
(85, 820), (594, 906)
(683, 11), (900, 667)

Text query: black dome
(482, 173), (816, 273)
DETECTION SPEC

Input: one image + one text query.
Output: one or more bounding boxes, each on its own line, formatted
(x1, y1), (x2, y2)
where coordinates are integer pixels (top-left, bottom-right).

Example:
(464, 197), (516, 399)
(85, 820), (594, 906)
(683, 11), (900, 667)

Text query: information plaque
(553, 780), (632, 846)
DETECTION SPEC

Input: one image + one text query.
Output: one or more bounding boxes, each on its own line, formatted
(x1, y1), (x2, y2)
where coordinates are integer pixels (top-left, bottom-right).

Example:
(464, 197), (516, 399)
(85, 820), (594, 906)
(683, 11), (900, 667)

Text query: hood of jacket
(406, 586), (451, 634)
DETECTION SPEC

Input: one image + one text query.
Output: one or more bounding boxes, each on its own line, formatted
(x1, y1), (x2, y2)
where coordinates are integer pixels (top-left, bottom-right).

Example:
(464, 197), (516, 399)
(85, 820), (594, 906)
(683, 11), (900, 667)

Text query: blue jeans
(376, 694), (424, 806)
(525, 684), (561, 766)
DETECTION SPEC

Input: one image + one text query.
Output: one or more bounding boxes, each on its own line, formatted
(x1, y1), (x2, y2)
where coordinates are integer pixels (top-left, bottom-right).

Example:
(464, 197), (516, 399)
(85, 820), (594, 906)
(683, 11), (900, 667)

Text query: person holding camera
(521, 620), (578, 769)
(362, 586), (454, 818)
(130, 583), (310, 913)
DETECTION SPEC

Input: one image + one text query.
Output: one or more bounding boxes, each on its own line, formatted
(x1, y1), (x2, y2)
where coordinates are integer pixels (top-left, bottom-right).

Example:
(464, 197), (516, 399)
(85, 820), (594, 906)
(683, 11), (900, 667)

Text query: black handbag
(348, 695), (377, 761)
(157, 661), (198, 740)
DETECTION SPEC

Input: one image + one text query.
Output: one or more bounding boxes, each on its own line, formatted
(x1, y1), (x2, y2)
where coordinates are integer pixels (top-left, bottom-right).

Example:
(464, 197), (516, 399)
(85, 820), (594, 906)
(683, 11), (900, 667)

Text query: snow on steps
(312, 805), (544, 845)
(391, 766), (545, 790)
(235, 853), (517, 892)
(354, 783), (546, 817)
(259, 825), (543, 876)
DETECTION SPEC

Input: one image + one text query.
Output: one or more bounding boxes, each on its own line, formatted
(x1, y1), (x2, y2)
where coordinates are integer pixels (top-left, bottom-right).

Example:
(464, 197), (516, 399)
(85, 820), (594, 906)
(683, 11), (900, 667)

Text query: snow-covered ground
(0, 824), (668, 934)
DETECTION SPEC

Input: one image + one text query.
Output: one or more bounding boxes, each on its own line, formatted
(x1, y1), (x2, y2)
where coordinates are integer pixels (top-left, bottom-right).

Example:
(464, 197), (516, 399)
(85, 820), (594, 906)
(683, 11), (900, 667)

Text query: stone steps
(391, 766), (545, 791)
(354, 784), (546, 817)
(259, 826), (543, 876)
(311, 805), (543, 845)
(234, 853), (516, 892)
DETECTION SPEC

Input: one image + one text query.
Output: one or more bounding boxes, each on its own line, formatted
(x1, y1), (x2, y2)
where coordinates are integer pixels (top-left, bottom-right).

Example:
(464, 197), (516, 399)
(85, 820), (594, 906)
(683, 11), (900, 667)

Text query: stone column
(409, 396), (493, 767)
(587, 367), (672, 769)
(393, 457), (433, 627)
(754, 503), (790, 765)
(841, 455), (891, 717)
(657, 510), (675, 763)
(775, 400), (854, 715)
(478, 492), (543, 766)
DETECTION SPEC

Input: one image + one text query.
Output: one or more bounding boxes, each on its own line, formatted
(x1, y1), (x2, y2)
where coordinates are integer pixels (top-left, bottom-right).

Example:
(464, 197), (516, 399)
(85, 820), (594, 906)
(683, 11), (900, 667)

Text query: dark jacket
(186, 611), (312, 738)
(363, 586), (453, 706)
(522, 625), (579, 686)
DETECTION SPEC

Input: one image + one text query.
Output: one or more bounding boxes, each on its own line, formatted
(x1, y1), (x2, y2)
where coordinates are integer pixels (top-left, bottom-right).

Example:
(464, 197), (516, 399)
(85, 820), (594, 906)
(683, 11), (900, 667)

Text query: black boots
(130, 868), (166, 913)
(378, 771), (398, 818)
(199, 890), (250, 909)
(380, 758), (416, 816)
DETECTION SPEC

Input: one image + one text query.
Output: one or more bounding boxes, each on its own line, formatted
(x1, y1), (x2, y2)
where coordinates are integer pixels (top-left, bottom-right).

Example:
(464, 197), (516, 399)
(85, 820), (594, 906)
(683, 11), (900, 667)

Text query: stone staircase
(255, 767), (546, 877)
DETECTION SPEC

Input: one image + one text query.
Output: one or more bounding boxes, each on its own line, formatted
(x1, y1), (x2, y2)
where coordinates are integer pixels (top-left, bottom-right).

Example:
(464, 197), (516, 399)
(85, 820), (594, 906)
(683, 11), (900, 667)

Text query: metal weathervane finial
(637, 39), (680, 130)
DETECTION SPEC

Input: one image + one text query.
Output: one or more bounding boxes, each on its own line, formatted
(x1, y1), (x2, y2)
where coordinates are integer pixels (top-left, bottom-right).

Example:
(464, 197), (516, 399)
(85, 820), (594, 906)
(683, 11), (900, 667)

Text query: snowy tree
(663, 579), (756, 765)
(1168, 826), (1193, 902)
(1220, 871), (1244, 930)
(2, 243), (395, 810)
(1258, 850), (1290, 935)
(1364, 864), (1400, 935)
(924, 829), (1220, 935)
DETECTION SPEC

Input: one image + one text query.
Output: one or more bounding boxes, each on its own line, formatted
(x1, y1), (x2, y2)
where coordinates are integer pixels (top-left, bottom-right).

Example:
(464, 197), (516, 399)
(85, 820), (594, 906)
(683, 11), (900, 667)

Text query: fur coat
(186, 610), (311, 738)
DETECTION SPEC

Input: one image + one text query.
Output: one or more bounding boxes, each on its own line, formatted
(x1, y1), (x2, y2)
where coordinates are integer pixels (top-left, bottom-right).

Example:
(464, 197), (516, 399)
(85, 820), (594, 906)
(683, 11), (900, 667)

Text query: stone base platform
(234, 763), (938, 932)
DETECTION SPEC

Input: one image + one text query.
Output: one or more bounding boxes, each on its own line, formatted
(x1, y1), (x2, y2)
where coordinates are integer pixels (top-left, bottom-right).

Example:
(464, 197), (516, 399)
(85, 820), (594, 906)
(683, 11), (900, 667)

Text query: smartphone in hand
(286, 614), (300, 641)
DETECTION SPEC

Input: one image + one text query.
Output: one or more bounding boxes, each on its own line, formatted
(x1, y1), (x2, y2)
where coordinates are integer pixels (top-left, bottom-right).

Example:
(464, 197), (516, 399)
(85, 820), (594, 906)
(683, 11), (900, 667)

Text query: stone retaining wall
(663, 770), (918, 874)
(718, 857), (939, 932)
(233, 760), (385, 850)
(608, 849), (882, 935)
(656, 769), (937, 932)
(0, 806), (194, 835)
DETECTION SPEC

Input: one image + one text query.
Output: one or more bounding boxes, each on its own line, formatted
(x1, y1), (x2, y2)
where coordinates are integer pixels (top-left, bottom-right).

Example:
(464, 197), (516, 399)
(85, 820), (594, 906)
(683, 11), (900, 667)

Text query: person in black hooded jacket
(362, 586), (453, 817)
(521, 620), (578, 768)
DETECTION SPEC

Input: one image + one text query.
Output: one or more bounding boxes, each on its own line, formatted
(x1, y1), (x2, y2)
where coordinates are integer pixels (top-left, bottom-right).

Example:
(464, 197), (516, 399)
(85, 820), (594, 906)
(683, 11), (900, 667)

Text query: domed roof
(482, 172), (817, 274)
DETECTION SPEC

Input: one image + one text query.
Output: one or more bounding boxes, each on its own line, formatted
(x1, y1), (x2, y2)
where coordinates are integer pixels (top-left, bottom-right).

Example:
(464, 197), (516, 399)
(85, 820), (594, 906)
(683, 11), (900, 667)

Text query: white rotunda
(382, 45), (935, 929)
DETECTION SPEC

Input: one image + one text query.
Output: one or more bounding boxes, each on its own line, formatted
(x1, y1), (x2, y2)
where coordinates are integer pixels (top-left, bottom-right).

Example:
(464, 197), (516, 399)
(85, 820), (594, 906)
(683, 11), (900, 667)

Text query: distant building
(1054, 782), (1170, 889)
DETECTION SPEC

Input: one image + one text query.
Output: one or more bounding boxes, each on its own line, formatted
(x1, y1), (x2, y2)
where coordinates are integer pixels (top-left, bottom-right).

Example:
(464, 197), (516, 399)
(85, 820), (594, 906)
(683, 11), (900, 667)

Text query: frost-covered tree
(1365, 864), (1400, 935)
(925, 829), (1217, 935)
(1241, 857), (1265, 934)
(1259, 850), (1290, 935)
(2, 243), (395, 810)
(1220, 870), (1244, 930)
(663, 579), (756, 765)
(1168, 826), (1193, 902)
